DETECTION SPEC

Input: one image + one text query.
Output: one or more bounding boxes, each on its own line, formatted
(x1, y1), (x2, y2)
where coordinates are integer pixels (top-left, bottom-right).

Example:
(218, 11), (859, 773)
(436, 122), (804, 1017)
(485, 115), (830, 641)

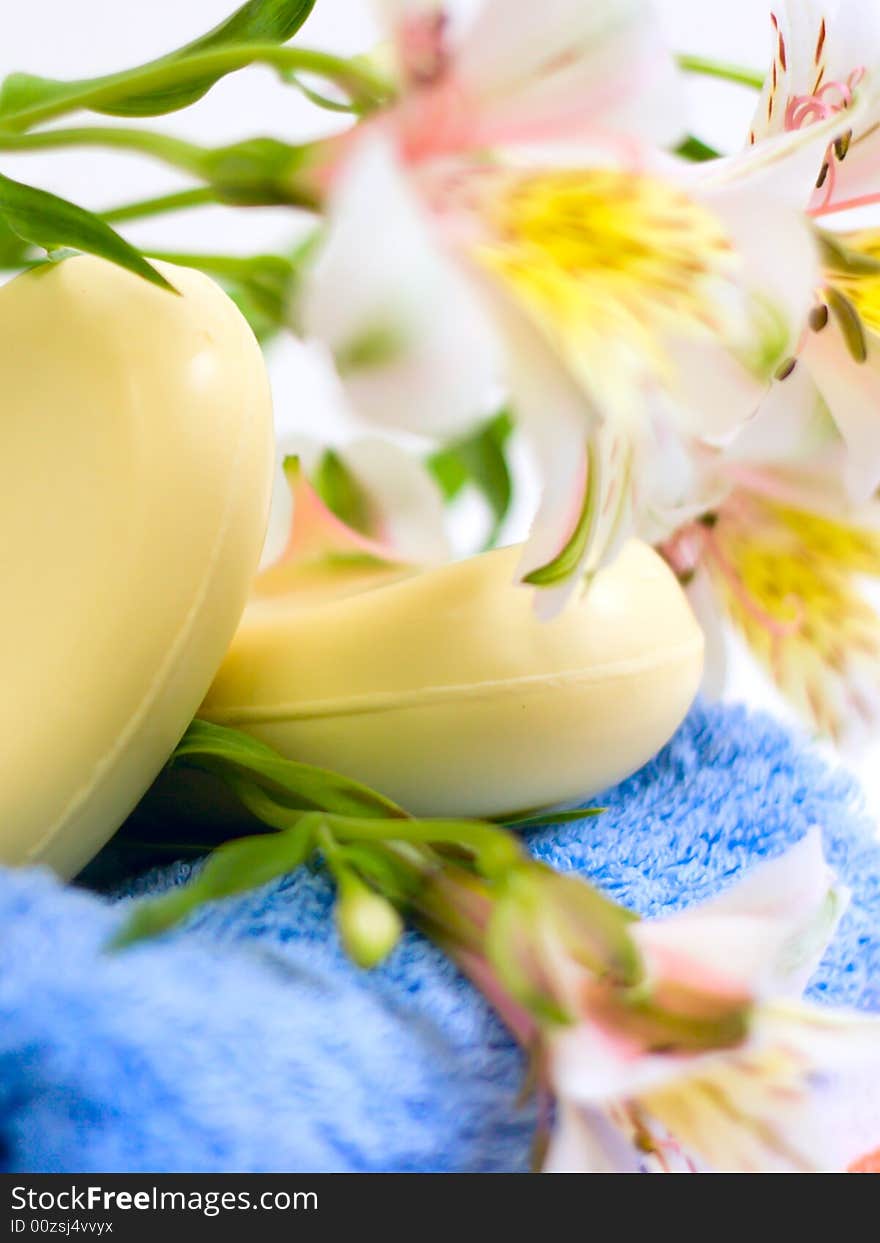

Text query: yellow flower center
(707, 493), (880, 737)
(473, 169), (738, 411)
(820, 228), (880, 344)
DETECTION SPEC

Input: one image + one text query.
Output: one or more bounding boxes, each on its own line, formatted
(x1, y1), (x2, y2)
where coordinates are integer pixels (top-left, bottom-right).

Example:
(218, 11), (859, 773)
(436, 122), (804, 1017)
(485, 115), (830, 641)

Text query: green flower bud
(336, 877), (404, 969)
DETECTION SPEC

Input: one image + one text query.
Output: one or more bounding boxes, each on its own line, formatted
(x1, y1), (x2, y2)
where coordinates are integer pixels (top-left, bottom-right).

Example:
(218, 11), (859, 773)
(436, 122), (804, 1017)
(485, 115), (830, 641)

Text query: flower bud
(336, 878), (404, 969)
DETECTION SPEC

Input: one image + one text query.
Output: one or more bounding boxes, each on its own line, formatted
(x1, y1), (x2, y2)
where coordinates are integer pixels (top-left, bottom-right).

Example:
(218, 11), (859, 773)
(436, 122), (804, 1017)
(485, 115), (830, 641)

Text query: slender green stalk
(0, 125), (205, 171)
(677, 53), (765, 90)
(101, 186), (218, 225)
(145, 249), (263, 273)
(329, 816), (524, 879)
(0, 45), (393, 132)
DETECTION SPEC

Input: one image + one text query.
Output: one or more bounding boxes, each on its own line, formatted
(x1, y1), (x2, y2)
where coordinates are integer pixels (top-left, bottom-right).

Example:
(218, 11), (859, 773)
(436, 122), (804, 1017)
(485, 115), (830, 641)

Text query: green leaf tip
(0, 172), (174, 291)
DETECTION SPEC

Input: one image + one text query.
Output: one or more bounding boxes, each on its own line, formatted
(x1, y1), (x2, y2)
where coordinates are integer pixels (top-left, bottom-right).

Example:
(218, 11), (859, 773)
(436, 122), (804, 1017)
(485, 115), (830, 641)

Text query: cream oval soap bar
(0, 255), (273, 876)
(201, 540), (704, 818)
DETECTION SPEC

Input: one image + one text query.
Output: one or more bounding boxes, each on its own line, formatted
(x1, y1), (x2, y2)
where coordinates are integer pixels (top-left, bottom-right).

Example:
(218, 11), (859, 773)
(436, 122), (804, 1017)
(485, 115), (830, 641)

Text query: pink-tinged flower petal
(271, 433), (451, 567)
(454, 0), (685, 151)
(270, 456), (399, 570)
(550, 1011), (684, 1103)
(636, 917), (785, 1003)
(376, 0), (442, 34)
(800, 316), (880, 500)
(302, 135), (500, 438)
(669, 828), (847, 996)
(253, 455), (425, 607)
(375, 0), (450, 88)
(703, 829), (832, 921)
(633, 831), (847, 1000)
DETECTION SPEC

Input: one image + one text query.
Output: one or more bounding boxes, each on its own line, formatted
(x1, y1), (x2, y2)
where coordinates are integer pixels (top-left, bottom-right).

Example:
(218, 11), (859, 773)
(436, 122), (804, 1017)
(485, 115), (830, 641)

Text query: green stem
(329, 816), (524, 879)
(0, 45), (393, 132)
(0, 124), (205, 172)
(101, 186), (218, 224)
(677, 53), (765, 90)
(144, 249), (269, 273)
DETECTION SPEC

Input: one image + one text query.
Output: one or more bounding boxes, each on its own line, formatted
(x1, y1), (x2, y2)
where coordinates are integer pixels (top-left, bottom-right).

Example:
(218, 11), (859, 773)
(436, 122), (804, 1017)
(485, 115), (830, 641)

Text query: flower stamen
(782, 69), (866, 209)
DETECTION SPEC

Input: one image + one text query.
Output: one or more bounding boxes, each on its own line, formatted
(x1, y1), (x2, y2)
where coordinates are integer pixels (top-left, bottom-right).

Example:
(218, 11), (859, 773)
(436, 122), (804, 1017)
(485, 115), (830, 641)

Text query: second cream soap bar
(202, 540), (705, 818)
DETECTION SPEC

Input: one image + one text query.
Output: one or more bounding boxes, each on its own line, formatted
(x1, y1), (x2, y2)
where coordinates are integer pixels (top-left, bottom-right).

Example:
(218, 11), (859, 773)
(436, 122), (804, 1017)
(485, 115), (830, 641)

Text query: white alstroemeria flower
(775, 229), (880, 503)
(738, 2), (880, 500)
(548, 1005), (880, 1174)
(750, 0), (880, 217)
(661, 459), (880, 740)
(303, 0), (833, 612)
(378, 0), (685, 151)
(543, 833), (880, 1173)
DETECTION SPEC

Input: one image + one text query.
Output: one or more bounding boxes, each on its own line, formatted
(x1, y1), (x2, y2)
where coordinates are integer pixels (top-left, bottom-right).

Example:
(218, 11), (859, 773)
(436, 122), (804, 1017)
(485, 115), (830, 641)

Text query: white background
(3, 1), (878, 813)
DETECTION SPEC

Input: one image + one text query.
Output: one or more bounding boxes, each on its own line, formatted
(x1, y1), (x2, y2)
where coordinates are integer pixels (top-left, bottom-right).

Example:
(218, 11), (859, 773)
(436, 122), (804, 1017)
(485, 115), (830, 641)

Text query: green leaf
(112, 722), (525, 954)
(427, 410), (514, 550)
(0, 1), (317, 124)
(110, 817), (317, 949)
(0, 210), (31, 268)
(674, 134), (721, 162)
(175, 719), (408, 820)
(0, 172), (173, 289)
(313, 449), (374, 534)
(503, 807), (604, 831)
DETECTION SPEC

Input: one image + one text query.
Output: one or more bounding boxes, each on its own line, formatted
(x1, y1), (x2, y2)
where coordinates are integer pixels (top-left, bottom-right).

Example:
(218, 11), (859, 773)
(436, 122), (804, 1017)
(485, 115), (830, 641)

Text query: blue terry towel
(1, 701), (878, 1173)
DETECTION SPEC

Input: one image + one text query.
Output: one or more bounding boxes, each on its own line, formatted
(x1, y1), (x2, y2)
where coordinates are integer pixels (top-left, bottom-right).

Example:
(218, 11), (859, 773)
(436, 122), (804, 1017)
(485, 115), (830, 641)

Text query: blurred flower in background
(422, 829), (880, 1173)
(303, 0), (831, 614)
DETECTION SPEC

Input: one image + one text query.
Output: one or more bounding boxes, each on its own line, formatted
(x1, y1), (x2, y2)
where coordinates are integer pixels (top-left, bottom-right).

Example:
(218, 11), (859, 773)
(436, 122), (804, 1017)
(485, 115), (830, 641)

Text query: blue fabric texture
(1, 700), (878, 1173)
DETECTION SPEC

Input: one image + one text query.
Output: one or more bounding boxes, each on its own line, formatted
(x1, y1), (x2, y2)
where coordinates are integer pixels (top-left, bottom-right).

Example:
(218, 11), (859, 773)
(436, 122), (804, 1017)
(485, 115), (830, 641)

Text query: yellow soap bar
(0, 256), (274, 876)
(202, 541), (704, 818)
